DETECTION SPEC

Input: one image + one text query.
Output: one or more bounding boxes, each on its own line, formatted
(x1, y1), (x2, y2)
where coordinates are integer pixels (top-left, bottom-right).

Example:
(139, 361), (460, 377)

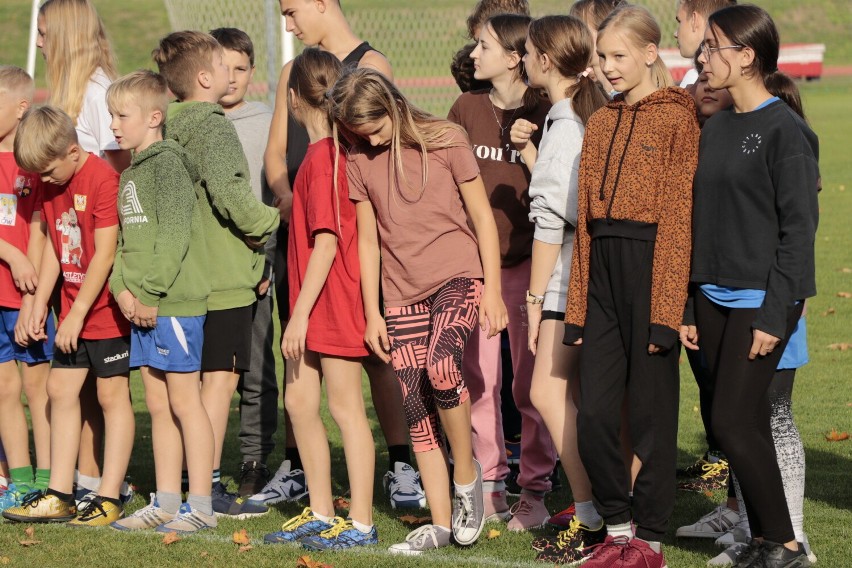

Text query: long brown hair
(329, 68), (468, 203)
(598, 4), (674, 89)
(707, 5), (779, 83)
(527, 15), (608, 124)
(485, 14), (541, 114)
(39, 0), (117, 122)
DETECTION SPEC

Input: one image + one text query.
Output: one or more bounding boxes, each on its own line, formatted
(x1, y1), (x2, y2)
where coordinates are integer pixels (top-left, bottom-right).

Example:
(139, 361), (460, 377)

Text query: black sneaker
(211, 481), (269, 519)
(756, 540), (812, 568)
(238, 461), (271, 497)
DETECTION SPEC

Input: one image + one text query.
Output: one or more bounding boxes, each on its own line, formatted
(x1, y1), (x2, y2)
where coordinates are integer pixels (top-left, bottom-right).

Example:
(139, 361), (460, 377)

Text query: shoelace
(700, 461), (728, 479)
(78, 497), (108, 519)
(454, 491), (474, 526)
(130, 495), (165, 521)
(22, 490), (46, 508)
(280, 507), (316, 531)
(406, 524), (440, 549)
(317, 517), (350, 539)
(392, 469), (422, 495)
(555, 517), (585, 548)
(509, 496), (534, 518)
(171, 509), (209, 530)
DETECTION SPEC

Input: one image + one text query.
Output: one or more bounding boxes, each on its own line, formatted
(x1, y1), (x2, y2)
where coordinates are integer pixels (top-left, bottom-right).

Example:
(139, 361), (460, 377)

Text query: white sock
(313, 510), (333, 524)
(607, 521), (633, 538)
(574, 500), (603, 528)
(352, 519), (373, 533)
(77, 473), (100, 492)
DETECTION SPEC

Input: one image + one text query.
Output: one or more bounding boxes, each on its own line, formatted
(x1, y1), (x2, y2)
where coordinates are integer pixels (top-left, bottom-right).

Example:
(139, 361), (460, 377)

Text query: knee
(97, 381), (130, 410)
(47, 378), (77, 406)
(0, 374), (21, 401)
(283, 392), (313, 423)
(529, 380), (552, 417)
(145, 390), (170, 417)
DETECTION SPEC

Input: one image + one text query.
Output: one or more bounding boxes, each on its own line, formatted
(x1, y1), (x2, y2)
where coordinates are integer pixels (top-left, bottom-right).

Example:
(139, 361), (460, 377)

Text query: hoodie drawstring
(605, 109), (639, 224)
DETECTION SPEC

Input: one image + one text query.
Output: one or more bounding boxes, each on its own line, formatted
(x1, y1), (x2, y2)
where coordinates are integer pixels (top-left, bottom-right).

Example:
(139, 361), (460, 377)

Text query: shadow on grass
(803, 447), (852, 512)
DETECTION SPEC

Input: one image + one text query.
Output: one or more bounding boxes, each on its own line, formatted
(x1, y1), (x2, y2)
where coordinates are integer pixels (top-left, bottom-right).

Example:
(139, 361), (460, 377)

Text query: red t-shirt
(41, 154), (128, 339)
(287, 138), (367, 357)
(0, 153), (43, 309)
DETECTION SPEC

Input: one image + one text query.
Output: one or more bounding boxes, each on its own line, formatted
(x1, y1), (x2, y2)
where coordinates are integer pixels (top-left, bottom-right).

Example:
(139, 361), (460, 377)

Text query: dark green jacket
(166, 101), (280, 310)
(110, 139), (208, 316)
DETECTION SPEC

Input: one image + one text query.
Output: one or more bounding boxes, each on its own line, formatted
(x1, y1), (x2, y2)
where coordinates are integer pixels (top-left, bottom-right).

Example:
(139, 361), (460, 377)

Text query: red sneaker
(547, 503), (576, 528)
(621, 538), (666, 568)
(584, 535), (631, 567)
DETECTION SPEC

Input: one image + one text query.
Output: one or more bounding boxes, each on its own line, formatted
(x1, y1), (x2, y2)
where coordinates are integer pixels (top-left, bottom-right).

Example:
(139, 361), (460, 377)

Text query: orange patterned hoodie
(564, 86), (699, 348)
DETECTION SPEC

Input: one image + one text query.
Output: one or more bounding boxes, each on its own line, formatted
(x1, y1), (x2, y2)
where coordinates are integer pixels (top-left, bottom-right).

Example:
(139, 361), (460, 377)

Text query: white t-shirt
(75, 68), (119, 156)
(680, 68), (699, 89)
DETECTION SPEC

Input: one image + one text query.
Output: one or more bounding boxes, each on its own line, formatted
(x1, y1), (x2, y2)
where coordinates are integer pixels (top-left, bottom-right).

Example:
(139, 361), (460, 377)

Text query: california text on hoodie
(564, 87), (699, 349)
(110, 139), (209, 317)
(165, 101), (280, 311)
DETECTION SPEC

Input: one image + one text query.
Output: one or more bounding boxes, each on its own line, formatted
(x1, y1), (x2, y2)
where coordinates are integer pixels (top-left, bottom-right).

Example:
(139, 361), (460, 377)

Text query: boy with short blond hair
(0, 66), (53, 512)
(153, 30), (279, 519)
(104, 69), (216, 533)
(209, 26), (279, 497)
(3, 105), (133, 527)
(674, 0), (737, 87)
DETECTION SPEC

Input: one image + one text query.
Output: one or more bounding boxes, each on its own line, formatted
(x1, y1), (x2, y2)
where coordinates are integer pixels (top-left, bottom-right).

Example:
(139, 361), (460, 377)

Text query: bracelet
(525, 290), (544, 305)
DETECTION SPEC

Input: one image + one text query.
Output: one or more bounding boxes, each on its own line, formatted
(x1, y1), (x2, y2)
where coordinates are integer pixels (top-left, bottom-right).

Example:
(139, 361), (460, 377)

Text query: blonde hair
(569, 0), (626, 32)
(598, 5), (673, 89)
(39, 0), (117, 122)
(0, 65), (34, 100)
(152, 31), (221, 101)
(329, 68), (468, 203)
(106, 70), (170, 122)
(14, 106), (78, 172)
(288, 48), (344, 232)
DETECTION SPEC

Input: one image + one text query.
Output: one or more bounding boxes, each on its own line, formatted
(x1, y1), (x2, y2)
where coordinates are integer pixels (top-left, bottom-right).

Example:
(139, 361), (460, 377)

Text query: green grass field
(0, 74), (850, 568)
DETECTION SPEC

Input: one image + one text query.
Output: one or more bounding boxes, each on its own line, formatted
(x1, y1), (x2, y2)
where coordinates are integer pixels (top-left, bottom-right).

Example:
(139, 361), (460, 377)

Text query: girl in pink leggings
(330, 68), (507, 555)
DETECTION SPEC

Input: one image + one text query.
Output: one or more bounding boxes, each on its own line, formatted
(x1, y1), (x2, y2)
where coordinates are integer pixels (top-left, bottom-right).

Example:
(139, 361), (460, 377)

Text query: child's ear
(506, 50), (522, 71)
(644, 43), (658, 67)
(314, 0), (328, 14)
(16, 98), (30, 120)
(149, 109), (164, 129)
(250, 65), (256, 82)
(198, 69), (212, 90)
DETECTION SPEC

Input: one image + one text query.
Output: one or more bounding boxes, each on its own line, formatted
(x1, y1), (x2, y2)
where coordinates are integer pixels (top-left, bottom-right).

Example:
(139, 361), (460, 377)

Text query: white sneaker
(383, 462), (426, 509)
(388, 524), (452, 555)
(248, 460), (308, 505)
(110, 493), (175, 531)
(676, 504), (741, 538)
(707, 542), (750, 566)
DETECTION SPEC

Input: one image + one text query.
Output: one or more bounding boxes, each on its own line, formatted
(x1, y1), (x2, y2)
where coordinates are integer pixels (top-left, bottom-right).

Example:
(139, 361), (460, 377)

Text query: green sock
(34, 468), (50, 491)
(10, 466), (34, 492)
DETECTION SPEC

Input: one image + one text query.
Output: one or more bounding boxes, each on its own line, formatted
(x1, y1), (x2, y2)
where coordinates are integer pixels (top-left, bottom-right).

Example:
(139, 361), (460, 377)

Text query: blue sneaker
(212, 481), (268, 519)
(263, 507), (333, 544)
(0, 484), (27, 511)
(301, 517), (379, 551)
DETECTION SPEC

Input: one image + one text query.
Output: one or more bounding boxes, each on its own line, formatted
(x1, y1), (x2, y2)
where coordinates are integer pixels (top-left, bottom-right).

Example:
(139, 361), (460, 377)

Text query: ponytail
(568, 73), (609, 125)
(764, 70), (805, 120)
(651, 57), (674, 89)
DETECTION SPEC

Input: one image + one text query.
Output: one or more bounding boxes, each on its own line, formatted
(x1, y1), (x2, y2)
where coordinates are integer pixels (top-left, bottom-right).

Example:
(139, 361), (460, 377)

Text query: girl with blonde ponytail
(262, 48), (377, 551)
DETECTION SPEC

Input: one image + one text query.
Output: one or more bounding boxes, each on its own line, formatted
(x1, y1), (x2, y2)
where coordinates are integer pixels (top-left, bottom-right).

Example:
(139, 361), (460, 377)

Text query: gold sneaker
(68, 496), (123, 527)
(2, 491), (77, 523)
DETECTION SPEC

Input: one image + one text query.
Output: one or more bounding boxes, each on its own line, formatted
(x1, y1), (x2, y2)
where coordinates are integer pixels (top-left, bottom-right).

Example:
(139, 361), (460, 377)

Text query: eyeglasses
(700, 41), (743, 59)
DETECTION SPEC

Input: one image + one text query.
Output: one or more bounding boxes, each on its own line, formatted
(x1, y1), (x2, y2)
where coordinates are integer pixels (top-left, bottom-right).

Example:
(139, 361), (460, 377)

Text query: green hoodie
(165, 101), (280, 311)
(110, 139), (209, 316)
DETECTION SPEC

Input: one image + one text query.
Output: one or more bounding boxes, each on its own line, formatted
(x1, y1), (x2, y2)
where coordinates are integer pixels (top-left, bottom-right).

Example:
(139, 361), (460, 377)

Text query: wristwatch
(525, 290), (544, 305)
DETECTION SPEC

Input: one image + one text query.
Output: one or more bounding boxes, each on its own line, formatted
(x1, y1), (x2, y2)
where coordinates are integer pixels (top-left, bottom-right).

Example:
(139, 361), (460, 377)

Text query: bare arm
(265, 61), (294, 222)
(29, 231), (60, 340)
(355, 200), (389, 362)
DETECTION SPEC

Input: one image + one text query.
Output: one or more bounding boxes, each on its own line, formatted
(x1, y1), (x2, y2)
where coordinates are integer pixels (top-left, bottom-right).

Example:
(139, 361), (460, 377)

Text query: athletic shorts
(52, 335), (131, 377)
(0, 307), (55, 364)
(130, 316), (205, 373)
(201, 305), (253, 372)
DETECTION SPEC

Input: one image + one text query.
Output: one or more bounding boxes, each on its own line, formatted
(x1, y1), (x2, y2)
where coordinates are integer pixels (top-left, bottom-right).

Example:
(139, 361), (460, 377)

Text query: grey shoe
(451, 459), (485, 546)
(388, 524), (452, 555)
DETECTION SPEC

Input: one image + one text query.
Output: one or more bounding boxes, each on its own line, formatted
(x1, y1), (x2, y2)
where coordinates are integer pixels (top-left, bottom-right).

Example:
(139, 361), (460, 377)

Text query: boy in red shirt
(0, 66), (53, 511)
(3, 106), (133, 527)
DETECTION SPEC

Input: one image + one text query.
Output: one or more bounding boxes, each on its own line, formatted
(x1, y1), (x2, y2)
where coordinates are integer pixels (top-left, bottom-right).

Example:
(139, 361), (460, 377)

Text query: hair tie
(324, 89), (333, 100)
(578, 67), (592, 79)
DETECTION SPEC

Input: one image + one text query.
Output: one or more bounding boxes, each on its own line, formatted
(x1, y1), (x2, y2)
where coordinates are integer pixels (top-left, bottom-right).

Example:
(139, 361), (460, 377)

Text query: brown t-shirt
(448, 90), (550, 267)
(347, 136), (484, 307)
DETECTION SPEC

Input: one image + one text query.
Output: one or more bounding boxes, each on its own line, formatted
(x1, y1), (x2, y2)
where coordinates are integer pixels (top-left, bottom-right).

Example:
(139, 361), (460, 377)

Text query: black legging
(695, 292), (803, 544)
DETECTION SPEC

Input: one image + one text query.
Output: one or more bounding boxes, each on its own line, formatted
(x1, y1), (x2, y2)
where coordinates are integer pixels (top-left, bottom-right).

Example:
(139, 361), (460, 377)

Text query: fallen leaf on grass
(162, 531), (181, 545)
(1, 557), (9, 564)
(238, 545), (254, 553)
(333, 496), (350, 509)
(487, 529), (501, 539)
(828, 343), (852, 351)
(704, 490), (714, 498)
(233, 528), (250, 545)
(837, 292), (852, 298)
(840, 268), (852, 273)
(200, 551), (209, 558)
(822, 307), (836, 316)
(398, 514), (432, 525)
(692, 405), (699, 412)
(19, 525), (40, 547)
(825, 429), (850, 442)
(296, 555), (333, 568)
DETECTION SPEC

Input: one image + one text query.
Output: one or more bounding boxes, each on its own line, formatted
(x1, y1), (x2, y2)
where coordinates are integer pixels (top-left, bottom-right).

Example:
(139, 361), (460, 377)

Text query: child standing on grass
(153, 31), (279, 521)
(262, 48), (376, 552)
(3, 106), (133, 527)
(563, 5), (699, 566)
(508, 15), (609, 564)
(0, 66), (53, 511)
(681, 6), (819, 566)
(450, 13), (554, 531)
(103, 70), (215, 535)
(331, 68), (507, 555)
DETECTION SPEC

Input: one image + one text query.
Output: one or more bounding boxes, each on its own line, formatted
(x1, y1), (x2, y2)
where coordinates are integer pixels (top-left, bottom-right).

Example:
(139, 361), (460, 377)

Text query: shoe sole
(214, 509), (270, 520)
(485, 511), (512, 523)
(507, 520), (547, 532)
(2, 512), (76, 523)
(390, 498), (427, 510)
(676, 528), (729, 538)
(388, 546), (426, 556)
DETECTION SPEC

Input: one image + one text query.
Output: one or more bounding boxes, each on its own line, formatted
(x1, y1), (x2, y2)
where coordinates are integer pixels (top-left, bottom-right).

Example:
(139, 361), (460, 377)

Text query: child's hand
(749, 328), (781, 360)
(28, 301), (49, 342)
(526, 302), (542, 355)
(55, 312), (84, 354)
(480, 290), (508, 339)
(14, 295), (35, 347)
(365, 312), (391, 364)
(679, 325), (699, 350)
(510, 119), (537, 151)
(244, 235), (263, 251)
(281, 314), (308, 360)
(117, 290), (136, 321)
(132, 300), (158, 329)
(10, 254), (38, 294)
(257, 278), (271, 296)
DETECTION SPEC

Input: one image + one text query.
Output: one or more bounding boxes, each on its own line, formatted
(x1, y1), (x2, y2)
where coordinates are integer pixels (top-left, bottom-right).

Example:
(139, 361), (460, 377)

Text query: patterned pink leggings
(385, 278), (483, 453)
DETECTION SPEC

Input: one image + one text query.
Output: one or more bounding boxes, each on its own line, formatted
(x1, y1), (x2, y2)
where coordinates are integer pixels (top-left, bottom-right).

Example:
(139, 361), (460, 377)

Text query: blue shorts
(0, 307), (55, 364)
(130, 316), (205, 373)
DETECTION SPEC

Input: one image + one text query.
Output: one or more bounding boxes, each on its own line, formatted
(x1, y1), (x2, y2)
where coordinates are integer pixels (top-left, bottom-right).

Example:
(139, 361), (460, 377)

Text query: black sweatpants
(577, 237), (680, 542)
(695, 292), (803, 544)
(685, 347), (722, 455)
